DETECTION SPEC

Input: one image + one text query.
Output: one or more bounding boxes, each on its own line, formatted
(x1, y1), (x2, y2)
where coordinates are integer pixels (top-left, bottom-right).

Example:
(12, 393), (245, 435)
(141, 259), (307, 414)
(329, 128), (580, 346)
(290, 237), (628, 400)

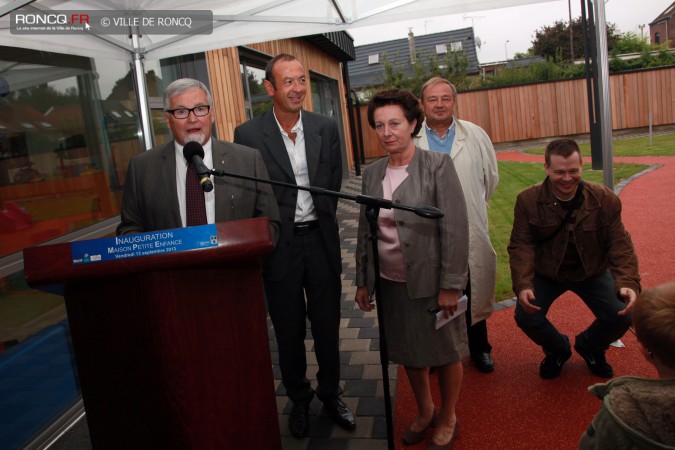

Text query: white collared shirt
(273, 109), (317, 223)
(175, 139), (215, 227)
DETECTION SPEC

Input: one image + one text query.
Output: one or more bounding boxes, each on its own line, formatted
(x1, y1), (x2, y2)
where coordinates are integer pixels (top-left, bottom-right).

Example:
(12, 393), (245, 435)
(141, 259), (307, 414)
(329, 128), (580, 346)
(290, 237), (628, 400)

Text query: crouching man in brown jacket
(508, 138), (641, 380)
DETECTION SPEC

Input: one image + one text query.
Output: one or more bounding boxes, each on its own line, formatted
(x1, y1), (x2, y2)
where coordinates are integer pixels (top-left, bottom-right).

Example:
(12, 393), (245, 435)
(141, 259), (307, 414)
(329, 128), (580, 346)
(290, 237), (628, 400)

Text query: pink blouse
(378, 164), (409, 282)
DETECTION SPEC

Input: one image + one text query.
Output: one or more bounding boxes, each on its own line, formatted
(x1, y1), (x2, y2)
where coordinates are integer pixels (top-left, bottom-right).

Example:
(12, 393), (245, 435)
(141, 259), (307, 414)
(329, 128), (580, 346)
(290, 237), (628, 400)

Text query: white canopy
(0, 0), (614, 187)
(1, 0), (557, 61)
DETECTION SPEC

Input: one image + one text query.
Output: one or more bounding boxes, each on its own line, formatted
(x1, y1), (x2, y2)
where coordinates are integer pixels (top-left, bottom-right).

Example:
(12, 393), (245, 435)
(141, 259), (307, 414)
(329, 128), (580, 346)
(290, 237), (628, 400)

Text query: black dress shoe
(472, 352), (495, 373)
(289, 403), (310, 438)
(323, 398), (356, 430)
(574, 342), (613, 378)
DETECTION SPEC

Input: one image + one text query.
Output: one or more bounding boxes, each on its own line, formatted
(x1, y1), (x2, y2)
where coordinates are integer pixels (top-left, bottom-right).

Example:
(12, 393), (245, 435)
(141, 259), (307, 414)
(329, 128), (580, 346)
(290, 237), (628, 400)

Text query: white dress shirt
(273, 110), (318, 223)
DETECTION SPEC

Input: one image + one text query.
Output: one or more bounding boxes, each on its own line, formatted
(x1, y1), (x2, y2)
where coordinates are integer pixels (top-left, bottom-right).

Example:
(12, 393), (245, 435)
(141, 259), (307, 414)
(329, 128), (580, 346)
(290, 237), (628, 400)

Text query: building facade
(649, 1), (675, 47)
(0, 33), (353, 450)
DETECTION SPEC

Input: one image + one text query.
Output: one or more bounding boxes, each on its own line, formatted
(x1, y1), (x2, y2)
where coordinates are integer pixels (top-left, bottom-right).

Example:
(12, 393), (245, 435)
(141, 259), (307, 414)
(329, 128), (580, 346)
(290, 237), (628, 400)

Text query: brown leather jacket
(508, 178), (641, 295)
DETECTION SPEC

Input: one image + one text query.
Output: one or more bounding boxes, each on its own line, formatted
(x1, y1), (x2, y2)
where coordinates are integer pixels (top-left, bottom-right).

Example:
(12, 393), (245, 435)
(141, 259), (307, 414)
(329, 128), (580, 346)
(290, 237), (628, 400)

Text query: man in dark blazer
(233, 54), (354, 438)
(117, 78), (280, 242)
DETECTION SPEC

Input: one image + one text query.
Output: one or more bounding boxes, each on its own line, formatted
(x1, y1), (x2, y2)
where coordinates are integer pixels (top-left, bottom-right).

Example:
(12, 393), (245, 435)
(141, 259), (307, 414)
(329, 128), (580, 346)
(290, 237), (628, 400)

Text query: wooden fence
(357, 66), (675, 158)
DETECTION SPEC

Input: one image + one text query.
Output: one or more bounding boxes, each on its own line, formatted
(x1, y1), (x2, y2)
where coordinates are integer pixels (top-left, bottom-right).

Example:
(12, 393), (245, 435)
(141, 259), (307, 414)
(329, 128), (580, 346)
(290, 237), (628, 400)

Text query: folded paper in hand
(435, 295), (468, 330)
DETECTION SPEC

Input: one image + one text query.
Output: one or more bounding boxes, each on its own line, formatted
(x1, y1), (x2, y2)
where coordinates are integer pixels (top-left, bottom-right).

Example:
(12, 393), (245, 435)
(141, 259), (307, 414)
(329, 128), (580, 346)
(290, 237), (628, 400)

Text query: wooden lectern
(23, 218), (281, 450)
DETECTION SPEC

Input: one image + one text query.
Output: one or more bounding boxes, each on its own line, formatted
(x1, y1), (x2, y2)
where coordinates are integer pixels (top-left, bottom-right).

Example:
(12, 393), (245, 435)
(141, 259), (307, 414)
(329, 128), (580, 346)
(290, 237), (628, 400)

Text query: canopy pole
(131, 32), (155, 151)
(593, 0), (614, 189)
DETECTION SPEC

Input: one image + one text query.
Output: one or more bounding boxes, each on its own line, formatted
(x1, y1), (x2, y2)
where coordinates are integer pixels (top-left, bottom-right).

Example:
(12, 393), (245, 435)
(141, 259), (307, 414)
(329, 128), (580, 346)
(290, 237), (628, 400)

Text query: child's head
(633, 282), (675, 373)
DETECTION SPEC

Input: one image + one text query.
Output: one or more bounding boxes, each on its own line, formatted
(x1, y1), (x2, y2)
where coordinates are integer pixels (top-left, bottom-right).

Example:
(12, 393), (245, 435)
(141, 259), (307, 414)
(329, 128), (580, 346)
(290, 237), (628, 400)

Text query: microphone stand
(208, 168), (443, 219)
(210, 168), (443, 450)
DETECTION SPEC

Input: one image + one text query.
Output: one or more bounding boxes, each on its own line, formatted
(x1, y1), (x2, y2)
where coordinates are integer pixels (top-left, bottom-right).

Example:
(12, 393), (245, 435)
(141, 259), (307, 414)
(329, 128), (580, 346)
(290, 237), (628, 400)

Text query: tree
(611, 31), (649, 55)
(513, 49), (535, 60)
(609, 34), (675, 72)
(531, 17), (620, 62)
(380, 46), (470, 95)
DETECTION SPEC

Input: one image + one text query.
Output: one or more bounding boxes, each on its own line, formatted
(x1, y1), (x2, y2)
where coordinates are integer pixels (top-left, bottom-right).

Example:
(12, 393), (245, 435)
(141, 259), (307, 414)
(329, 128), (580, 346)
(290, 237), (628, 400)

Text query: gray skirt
(379, 278), (468, 368)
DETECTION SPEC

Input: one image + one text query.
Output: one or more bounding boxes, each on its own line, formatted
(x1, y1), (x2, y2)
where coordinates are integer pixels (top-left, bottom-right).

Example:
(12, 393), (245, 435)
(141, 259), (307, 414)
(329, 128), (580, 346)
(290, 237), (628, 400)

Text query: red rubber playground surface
(393, 152), (675, 450)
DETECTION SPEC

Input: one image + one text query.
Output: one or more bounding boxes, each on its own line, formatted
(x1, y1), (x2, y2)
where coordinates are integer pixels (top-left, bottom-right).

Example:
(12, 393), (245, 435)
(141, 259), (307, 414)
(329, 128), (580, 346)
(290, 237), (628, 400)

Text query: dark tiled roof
(347, 28), (479, 89)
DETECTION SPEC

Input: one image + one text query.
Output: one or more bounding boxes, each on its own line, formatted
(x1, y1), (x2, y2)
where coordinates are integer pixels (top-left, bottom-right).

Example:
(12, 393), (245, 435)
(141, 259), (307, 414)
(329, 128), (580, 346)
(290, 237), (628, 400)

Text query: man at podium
(117, 78), (280, 240)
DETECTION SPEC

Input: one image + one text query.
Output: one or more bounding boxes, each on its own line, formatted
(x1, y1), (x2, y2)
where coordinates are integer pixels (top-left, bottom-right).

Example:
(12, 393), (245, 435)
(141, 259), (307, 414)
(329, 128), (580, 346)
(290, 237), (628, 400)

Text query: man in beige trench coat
(415, 77), (499, 372)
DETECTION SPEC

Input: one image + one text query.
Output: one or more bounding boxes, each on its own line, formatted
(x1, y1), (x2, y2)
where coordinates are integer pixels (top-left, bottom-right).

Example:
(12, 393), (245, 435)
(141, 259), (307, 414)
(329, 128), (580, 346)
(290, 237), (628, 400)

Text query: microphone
(414, 206), (444, 219)
(183, 141), (214, 193)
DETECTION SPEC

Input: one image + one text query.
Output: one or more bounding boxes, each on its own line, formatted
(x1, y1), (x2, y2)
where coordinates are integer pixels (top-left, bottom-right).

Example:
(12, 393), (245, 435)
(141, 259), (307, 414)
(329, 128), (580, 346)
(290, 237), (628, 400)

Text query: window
(368, 54), (379, 64)
(0, 45), (145, 450)
(156, 53), (212, 145)
(0, 46), (214, 449)
(0, 47), (141, 258)
(450, 41), (463, 52)
(239, 49), (272, 120)
(309, 72), (348, 179)
(436, 44), (448, 54)
(311, 75), (337, 118)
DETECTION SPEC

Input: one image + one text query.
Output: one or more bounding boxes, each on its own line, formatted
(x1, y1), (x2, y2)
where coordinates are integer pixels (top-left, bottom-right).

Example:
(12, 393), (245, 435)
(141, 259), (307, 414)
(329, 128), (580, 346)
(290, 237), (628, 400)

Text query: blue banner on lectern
(71, 224), (218, 265)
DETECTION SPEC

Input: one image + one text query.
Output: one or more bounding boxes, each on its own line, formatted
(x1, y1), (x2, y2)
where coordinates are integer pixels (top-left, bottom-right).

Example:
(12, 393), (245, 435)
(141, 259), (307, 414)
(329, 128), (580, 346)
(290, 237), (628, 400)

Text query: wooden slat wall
(206, 47), (246, 142)
(205, 38), (354, 168)
(359, 66), (675, 159)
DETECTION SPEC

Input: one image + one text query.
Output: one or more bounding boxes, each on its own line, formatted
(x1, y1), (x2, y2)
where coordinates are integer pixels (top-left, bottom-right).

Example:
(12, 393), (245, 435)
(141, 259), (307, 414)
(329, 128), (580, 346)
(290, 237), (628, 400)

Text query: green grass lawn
(488, 159), (651, 302)
(524, 133), (675, 157)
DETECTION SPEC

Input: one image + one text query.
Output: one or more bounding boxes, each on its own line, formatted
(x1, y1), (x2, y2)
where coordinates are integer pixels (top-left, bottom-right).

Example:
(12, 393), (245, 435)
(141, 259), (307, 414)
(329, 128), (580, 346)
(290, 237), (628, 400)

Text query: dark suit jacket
(116, 139), (280, 244)
(233, 110), (342, 281)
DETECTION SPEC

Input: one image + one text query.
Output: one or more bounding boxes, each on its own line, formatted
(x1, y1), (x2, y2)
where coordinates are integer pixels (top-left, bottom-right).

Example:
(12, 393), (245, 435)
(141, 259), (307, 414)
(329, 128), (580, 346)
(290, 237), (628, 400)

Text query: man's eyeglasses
(165, 105), (211, 119)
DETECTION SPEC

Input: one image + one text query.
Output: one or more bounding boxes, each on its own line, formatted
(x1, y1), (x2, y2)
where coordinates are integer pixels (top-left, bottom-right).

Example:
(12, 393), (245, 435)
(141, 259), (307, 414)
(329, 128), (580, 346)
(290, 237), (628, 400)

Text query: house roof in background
(649, 1), (674, 25)
(347, 28), (479, 90)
